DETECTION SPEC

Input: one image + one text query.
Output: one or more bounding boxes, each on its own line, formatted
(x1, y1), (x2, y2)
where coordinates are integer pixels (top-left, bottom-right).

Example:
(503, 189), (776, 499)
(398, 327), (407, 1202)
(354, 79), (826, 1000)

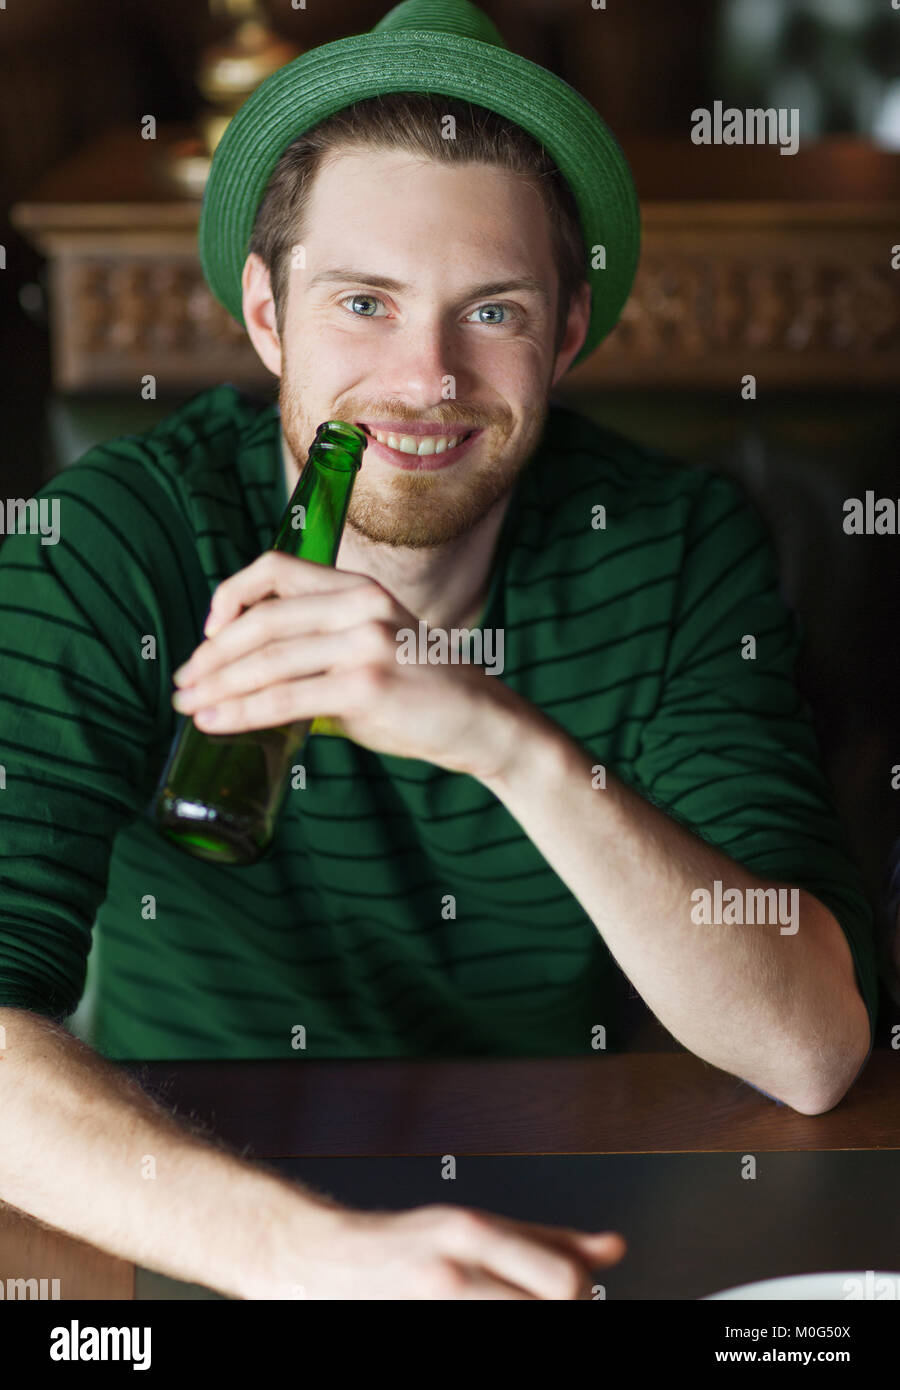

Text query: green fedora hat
(198, 0), (641, 369)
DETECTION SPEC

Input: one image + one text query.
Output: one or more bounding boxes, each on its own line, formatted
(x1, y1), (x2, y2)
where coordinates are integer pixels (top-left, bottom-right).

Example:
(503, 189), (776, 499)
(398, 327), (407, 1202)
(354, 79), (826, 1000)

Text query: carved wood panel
(42, 214), (899, 391)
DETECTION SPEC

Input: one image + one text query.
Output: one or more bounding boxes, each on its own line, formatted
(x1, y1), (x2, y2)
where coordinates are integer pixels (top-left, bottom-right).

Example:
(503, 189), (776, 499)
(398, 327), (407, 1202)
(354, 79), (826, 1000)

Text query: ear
(551, 280), (592, 386)
(242, 253), (283, 377)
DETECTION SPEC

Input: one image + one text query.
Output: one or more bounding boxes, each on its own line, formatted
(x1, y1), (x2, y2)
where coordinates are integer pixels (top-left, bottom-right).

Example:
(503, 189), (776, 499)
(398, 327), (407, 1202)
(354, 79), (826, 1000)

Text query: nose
(380, 313), (468, 404)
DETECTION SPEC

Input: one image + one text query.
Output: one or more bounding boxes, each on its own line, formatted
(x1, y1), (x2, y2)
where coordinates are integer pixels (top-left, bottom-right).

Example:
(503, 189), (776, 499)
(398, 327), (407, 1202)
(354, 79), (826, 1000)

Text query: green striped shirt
(0, 385), (878, 1059)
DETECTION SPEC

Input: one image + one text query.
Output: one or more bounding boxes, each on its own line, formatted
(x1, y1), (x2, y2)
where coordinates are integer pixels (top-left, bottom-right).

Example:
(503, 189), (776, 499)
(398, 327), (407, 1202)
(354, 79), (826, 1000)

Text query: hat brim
(198, 30), (641, 369)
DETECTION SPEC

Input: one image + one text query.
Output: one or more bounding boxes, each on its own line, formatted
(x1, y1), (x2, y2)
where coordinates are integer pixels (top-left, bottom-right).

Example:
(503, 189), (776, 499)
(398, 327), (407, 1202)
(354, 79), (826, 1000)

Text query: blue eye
(340, 294), (385, 317)
(467, 303), (514, 325)
(337, 294), (520, 325)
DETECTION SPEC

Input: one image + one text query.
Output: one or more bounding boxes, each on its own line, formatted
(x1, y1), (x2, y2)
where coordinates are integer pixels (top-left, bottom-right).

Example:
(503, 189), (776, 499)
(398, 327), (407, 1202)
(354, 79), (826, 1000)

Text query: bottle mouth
(316, 421), (368, 447)
(309, 421), (368, 470)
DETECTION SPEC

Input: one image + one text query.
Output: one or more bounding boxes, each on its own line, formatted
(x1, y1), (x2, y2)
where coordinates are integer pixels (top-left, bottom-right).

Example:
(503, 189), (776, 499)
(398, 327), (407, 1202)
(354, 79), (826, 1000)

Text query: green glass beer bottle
(152, 420), (367, 867)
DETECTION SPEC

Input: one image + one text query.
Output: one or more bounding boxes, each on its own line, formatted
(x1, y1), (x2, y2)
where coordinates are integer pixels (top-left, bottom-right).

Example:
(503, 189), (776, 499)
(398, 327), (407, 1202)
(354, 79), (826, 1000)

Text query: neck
(281, 429), (510, 630)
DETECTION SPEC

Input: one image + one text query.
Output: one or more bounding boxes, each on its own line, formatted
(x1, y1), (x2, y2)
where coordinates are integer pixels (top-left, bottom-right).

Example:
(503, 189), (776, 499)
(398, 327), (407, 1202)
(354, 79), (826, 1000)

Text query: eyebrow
(306, 268), (551, 308)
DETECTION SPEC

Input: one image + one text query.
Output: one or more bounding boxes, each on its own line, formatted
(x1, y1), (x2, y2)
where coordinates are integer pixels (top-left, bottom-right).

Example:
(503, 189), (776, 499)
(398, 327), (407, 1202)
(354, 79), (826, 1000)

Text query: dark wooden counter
(1, 1049), (896, 1299)
(126, 1047), (900, 1157)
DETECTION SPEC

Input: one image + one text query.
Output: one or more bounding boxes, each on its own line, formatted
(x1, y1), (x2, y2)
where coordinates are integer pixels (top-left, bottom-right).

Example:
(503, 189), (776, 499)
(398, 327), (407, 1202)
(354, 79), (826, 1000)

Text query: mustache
(278, 384), (511, 437)
(352, 413), (486, 431)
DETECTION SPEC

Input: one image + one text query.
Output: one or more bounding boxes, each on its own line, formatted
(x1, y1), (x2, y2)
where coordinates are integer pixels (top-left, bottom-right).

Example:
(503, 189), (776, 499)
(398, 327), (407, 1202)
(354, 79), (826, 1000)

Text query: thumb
(573, 1231), (627, 1265)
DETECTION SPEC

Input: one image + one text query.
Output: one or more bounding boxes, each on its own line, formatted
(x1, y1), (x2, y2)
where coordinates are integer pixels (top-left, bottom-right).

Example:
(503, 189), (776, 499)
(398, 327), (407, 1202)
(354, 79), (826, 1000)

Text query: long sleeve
(631, 469), (879, 1042)
(0, 449), (205, 1017)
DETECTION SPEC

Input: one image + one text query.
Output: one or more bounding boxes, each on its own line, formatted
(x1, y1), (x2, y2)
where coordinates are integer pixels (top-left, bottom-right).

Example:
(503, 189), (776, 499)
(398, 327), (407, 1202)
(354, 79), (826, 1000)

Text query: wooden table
(1, 1050), (897, 1299)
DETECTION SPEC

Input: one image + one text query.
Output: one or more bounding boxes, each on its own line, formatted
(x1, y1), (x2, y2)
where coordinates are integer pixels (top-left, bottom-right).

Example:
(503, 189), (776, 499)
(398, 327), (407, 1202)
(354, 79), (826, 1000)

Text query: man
(0, 0), (877, 1300)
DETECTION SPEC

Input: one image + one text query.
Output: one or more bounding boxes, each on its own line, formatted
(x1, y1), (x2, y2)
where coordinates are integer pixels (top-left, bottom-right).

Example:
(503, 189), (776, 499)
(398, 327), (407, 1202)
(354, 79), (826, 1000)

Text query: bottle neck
(272, 440), (363, 563)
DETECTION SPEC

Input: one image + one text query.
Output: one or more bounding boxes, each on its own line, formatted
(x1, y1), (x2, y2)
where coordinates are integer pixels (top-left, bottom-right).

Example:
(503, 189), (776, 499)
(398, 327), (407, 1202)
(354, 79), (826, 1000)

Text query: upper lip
(357, 421), (479, 437)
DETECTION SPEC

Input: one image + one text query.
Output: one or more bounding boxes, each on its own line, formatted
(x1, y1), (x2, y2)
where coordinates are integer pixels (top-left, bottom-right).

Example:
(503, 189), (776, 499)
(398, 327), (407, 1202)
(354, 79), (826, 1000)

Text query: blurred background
(2, 0), (899, 1040)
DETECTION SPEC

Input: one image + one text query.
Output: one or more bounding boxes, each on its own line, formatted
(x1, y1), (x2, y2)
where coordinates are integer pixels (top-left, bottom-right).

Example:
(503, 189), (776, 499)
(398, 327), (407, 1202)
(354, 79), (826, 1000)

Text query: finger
(441, 1221), (600, 1302)
(518, 1224), (627, 1266)
(176, 599), (367, 687)
(583, 1233), (627, 1265)
(190, 668), (368, 734)
(450, 1267), (539, 1301)
(174, 632), (341, 712)
(456, 1214), (627, 1290)
(479, 1211), (627, 1265)
(204, 552), (368, 636)
(178, 582), (409, 690)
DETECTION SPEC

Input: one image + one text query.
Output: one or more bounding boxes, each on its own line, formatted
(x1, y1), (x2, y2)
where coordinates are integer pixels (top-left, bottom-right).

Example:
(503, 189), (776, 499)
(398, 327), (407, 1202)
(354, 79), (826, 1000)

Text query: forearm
(0, 1008), (334, 1299)
(479, 697), (870, 1112)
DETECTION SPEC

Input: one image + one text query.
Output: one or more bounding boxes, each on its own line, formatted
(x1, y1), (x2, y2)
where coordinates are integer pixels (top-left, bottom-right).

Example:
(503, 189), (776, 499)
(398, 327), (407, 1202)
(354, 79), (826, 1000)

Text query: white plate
(705, 1271), (900, 1301)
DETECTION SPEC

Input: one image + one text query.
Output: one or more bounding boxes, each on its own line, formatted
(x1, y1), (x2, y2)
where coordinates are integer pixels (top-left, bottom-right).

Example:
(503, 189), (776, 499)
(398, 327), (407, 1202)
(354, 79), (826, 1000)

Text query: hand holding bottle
(153, 420), (366, 865)
(172, 549), (532, 783)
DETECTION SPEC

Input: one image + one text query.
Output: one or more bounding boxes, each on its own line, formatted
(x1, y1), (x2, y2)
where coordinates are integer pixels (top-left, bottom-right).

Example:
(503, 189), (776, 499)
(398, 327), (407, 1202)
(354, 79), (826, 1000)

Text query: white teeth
(371, 428), (467, 456)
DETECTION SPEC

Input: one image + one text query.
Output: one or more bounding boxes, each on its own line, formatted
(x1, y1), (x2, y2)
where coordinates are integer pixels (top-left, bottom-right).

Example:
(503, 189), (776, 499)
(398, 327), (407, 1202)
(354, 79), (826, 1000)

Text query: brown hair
(247, 92), (589, 354)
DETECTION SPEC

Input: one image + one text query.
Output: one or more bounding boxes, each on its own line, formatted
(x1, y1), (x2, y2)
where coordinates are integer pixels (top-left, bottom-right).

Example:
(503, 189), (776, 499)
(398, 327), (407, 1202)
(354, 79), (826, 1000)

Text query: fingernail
(172, 663), (193, 685)
(195, 707), (219, 726)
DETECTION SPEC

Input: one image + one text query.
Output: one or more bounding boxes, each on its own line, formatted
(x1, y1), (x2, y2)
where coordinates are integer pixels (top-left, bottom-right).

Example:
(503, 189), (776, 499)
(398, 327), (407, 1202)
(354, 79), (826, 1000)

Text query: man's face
(257, 146), (588, 548)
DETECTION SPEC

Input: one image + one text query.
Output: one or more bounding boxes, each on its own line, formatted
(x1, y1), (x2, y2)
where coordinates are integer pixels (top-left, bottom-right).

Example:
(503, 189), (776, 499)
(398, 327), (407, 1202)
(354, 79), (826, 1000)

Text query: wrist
(471, 682), (571, 797)
(234, 1174), (346, 1301)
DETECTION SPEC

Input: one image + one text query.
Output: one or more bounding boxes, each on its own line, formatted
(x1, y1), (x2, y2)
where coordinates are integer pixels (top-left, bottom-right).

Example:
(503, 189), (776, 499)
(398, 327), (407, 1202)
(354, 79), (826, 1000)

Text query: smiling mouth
(357, 424), (478, 458)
